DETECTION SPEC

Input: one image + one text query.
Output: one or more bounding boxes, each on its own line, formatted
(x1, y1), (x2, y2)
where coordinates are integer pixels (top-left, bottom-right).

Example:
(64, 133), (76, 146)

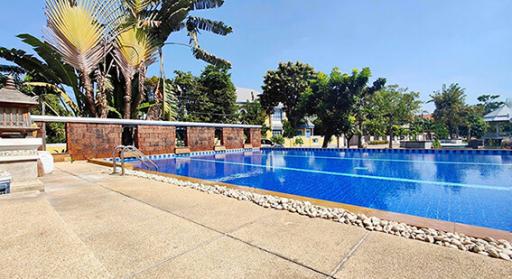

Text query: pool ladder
(112, 145), (158, 175)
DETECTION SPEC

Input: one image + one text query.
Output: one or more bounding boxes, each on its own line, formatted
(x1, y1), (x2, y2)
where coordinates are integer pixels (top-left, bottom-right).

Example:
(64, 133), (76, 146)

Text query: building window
(305, 129), (312, 138)
(272, 130), (282, 137)
(176, 127), (187, 147)
(271, 109), (283, 121)
(295, 130), (303, 136)
(215, 128), (223, 146)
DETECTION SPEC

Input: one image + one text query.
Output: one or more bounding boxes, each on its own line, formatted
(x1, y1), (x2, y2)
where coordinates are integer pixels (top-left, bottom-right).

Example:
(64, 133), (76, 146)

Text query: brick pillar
(250, 128), (262, 148)
(135, 125), (176, 155)
(223, 127), (244, 149)
(66, 123), (122, 160)
(187, 127), (215, 152)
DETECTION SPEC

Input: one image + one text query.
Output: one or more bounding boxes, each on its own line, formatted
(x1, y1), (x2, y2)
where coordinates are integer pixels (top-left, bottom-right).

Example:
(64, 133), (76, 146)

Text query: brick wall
(187, 127), (215, 152)
(136, 125), (176, 155)
(223, 127), (244, 149)
(66, 123), (121, 160)
(250, 128), (262, 148)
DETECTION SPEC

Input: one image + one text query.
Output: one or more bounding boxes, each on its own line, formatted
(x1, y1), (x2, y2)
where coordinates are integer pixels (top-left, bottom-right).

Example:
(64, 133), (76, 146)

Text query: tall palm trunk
(95, 69), (109, 118)
(81, 73), (98, 117)
(123, 77), (132, 119)
(131, 65), (146, 118)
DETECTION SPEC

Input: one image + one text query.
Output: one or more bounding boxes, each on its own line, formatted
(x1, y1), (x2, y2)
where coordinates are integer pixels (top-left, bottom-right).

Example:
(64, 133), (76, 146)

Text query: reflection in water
(137, 150), (512, 231)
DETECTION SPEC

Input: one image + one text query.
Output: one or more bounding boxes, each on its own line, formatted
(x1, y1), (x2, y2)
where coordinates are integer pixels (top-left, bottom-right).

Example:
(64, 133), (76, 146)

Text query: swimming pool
(135, 148), (512, 231)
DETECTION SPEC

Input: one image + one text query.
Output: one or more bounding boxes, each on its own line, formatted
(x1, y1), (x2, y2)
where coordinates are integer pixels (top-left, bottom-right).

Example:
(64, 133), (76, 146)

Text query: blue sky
(1, 0), (511, 111)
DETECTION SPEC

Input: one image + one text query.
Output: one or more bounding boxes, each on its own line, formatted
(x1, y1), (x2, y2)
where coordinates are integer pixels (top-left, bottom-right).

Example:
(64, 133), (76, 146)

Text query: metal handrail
(112, 145), (158, 175)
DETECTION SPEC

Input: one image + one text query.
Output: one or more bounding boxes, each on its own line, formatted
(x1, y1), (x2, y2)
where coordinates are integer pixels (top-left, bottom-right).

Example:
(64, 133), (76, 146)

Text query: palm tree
(114, 27), (157, 119)
(429, 84), (467, 139)
(44, 0), (120, 117)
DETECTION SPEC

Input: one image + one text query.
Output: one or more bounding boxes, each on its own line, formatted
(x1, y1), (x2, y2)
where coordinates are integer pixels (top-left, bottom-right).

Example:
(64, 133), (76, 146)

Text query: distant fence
(32, 116), (261, 160)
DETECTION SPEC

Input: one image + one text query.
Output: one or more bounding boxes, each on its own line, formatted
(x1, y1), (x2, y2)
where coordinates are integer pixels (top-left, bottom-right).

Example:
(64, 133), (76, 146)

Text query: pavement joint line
(124, 234), (228, 279)
(32, 192), (114, 278)
(328, 231), (370, 277)
(60, 164), (331, 278)
(224, 233), (332, 277)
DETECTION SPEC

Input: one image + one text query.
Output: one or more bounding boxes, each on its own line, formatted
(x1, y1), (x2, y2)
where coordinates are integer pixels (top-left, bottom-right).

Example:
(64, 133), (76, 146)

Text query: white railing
(31, 115), (261, 129)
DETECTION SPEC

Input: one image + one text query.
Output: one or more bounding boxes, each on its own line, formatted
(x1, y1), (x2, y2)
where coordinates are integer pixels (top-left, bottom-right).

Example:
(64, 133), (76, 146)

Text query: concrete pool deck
(1, 162), (510, 278)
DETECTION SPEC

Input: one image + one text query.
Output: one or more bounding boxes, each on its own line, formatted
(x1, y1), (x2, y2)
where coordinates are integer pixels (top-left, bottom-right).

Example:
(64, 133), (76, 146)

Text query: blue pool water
(135, 149), (512, 231)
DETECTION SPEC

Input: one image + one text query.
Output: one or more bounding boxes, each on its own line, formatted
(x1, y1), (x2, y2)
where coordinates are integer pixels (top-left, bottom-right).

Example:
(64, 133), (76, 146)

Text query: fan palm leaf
(44, 0), (120, 116)
(114, 27), (157, 118)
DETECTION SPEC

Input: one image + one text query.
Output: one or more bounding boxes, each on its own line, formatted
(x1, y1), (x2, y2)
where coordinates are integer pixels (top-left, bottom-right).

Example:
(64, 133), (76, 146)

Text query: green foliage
(294, 137), (304, 146)
(239, 100), (269, 136)
(432, 139), (442, 149)
(430, 83), (467, 138)
(308, 67), (385, 148)
(409, 116), (431, 140)
(156, 65), (237, 123)
(270, 135), (285, 145)
(477, 94), (504, 115)
(282, 120), (296, 139)
(432, 122), (449, 140)
(459, 105), (488, 139)
(198, 65), (238, 123)
(0, 0), (232, 119)
(366, 85), (421, 146)
(261, 61), (316, 128)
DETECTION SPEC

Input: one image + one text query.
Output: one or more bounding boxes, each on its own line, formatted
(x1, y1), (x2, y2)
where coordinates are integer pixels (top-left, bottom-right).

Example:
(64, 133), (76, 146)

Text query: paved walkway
(1, 162), (510, 278)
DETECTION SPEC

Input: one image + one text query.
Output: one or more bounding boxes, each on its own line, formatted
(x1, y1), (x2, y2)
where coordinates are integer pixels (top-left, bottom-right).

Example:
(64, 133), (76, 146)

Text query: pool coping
(262, 147), (512, 155)
(88, 158), (511, 242)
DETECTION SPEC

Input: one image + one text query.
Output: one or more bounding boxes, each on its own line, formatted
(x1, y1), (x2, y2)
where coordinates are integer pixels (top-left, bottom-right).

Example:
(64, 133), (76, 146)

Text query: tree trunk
(388, 119), (394, 149)
(322, 133), (332, 148)
(389, 129), (394, 149)
(357, 121), (364, 148)
(123, 78), (132, 119)
(132, 66), (147, 119)
(81, 73), (98, 117)
(346, 134), (353, 148)
(94, 70), (108, 118)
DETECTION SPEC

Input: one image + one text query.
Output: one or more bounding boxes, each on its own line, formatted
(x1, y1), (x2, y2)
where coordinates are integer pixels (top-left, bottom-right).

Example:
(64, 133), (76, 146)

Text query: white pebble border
(126, 169), (512, 262)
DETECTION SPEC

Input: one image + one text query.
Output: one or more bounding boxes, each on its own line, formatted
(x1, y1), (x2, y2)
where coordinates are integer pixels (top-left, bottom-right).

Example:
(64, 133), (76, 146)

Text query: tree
(114, 27), (158, 118)
(477, 94), (504, 115)
(351, 69), (386, 148)
(429, 84), (467, 139)
(460, 105), (488, 139)
(261, 62), (316, 129)
(308, 68), (385, 148)
(1, 0), (233, 119)
(171, 71), (212, 122)
(198, 65), (238, 123)
(367, 86), (421, 148)
(44, 0), (118, 117)
(239, 100), (269, 135)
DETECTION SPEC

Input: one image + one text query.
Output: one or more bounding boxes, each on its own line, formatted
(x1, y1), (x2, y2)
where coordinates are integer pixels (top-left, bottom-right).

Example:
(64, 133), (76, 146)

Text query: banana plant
(24, 82), (81, 115)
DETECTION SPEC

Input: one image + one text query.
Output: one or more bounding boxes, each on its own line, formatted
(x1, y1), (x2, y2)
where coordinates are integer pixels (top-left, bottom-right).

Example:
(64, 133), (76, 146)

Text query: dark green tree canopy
(307, 67), (385, 147)
(477, 94), (504, 115)
(260, 61), (316, 128)
(430, 83), (467, 138)
(366, 85), (421, 147)
(161, 65), (237, 123)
